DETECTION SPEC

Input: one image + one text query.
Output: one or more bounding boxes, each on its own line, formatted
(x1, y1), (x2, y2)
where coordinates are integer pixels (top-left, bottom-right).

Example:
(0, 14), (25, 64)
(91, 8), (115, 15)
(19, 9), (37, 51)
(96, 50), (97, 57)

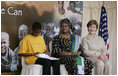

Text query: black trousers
(35, 58), (60, 75)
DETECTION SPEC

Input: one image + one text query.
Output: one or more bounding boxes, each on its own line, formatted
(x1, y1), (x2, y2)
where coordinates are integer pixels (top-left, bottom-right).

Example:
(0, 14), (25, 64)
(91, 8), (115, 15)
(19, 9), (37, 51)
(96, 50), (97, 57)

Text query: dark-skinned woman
(51, 18), (93, 75)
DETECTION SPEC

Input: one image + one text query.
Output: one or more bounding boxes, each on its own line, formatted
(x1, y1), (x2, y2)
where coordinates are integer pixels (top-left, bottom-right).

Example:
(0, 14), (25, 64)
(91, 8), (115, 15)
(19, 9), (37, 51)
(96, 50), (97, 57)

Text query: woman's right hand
(59, 52), (71, 56)
(59, 51), (82, 56)
(72, 51), (82, 56)
(93, 55), (99, 59)
(93, 55), (105, 61)
(99, 55), (105, 61)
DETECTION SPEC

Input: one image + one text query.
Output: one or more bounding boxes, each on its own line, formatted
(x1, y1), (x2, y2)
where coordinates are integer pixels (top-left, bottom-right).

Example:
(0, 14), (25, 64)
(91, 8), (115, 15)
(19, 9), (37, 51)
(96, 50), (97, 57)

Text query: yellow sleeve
(18, 37), (28, 54)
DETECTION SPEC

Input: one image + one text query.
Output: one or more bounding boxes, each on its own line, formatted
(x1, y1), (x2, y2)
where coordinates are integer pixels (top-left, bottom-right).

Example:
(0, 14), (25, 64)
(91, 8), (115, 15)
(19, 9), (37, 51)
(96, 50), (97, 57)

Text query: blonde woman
(82, 20), (112, 75)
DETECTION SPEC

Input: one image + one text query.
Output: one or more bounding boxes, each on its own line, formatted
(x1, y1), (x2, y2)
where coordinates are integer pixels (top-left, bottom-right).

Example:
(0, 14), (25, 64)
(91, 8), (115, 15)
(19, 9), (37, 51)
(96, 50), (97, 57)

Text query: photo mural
(1, 1), (83, 73)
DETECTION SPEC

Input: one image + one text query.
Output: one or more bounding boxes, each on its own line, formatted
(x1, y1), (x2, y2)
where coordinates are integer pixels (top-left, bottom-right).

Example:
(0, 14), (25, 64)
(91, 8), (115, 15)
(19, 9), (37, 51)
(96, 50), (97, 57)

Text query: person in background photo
(57, 1), (65, 18)
(82, 20), (112, 75)
(65, 1), (82, 36)
(1, 32), (14, 72)
(52, 18), (93, 75)
(67, 1), (81, 14)
(44, 23), (54, 51)
(18, 22), (60, 75)
(54, 1), (66, 36)
(10, 24), (28, 72)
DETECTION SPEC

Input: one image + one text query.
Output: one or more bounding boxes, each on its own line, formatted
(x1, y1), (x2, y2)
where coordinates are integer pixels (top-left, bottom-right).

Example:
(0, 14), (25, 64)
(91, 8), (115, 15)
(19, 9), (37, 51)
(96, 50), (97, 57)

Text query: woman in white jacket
(82, 20), (112, 75)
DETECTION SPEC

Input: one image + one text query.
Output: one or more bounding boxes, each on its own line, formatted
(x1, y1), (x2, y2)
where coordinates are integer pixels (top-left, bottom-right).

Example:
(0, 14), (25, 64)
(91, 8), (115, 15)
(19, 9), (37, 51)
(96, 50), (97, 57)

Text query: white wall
(82, 1), (117, 75)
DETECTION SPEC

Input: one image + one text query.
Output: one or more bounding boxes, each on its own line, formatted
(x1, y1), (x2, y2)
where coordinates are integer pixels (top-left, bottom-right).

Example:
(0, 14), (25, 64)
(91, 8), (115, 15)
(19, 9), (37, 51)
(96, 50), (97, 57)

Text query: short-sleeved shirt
(18, 34), (46, 64)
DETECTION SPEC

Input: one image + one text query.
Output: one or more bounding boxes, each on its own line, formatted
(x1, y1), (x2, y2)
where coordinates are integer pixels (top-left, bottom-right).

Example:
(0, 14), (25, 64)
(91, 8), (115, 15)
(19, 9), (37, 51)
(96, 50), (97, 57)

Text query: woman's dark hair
(60, 18), (76, 33)
(60, 18), (72, 27)
(87, 20), (98, 29)
(32, 22), (42, 30)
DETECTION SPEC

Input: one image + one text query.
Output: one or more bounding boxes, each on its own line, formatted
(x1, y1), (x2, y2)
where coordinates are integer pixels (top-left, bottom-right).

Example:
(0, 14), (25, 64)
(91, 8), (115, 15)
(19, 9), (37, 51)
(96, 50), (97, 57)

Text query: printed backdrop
(1, 1), (83, 72)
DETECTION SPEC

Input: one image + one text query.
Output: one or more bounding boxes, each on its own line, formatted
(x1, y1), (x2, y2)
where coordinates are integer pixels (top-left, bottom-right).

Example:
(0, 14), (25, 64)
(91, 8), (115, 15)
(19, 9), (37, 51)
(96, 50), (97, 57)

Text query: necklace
(60, 33), (71, 39)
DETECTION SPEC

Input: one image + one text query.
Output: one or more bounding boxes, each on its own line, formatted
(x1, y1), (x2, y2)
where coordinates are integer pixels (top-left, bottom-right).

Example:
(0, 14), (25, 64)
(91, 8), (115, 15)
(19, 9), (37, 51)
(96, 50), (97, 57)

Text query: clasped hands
(59, 51), (82, 56)
(94, 54), (105, 61)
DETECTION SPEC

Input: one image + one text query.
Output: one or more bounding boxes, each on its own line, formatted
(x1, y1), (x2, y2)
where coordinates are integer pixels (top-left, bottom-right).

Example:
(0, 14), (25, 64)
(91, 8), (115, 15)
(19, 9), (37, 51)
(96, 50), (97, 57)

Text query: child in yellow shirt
(18, 22), (60, 75)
